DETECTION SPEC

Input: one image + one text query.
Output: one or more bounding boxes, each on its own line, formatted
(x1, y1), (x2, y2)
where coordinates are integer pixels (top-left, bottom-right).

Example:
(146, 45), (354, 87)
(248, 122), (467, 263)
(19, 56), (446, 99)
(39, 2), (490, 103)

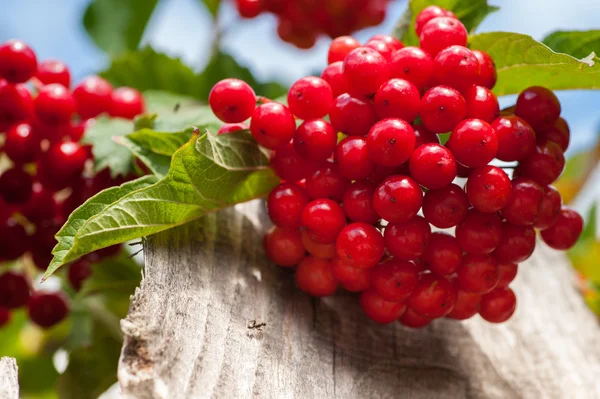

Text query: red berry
(491, 115), (536, 162)
(209, 78), (255, 123)
(0, 307), (10, 327)
(413, 124), (440, 147)
(373, 175), (423, 223)
(464, 85), (499, 123)
(472, 50), (497, 89)
(420, 85), (466, 133)
(217, 123), (247, 134)
(302, 230), (336, 260)
(369, 34), (404, 51)
(36, 60), (70, 87)
(267, 183), (309, 229)
(364, 40), (395, 62)
(236, 0), (264, 18)
(399, 307), (432, 328)
(21, 183), (58, 224)
(433, 45), (480, 92)
(110, 87), (145, 119)
(389, 47), (434, 90)
(497, 262), (518, 288)
(0, 167), (33, 204)
(415, 6), (456, 35)
(343, 47), (389, 97)
(421, 232), (462, 276)
(0, 40), (37, 83)
(306, 163), (348, 202)
(38, 141), (88, 191)
(534, 185), (562, 229)
(288, 77), (333, 120)
(501, 178), (544, 226)
(408, 273), (456, 318)
(373, 79), (420, 122)
(422, 183), (469, 228)
(336, 222), (384, 268)
(329, 93), (377, 136)
(0, 80), (33, 131)
(360, 289), (406, 324)
(419, 17), (467, 57)
(295, 256), (338, 296)
(447, 119), (498, 168)
(466, 166), (512, 213)
(370, 258), (420, 302)
(515, 86), (561, 131)
(335, 136), (376, 180)
(301, 199), (346, 244)
(479, 287), (516, 323)
(0, 218), (29, 260)
(35, 83), (75, 126)
(447, 286), (481, 320)
(367, 118), (416, 167)
(250, 102), (296, 150)
(27, 291), (70, 328)
(517, 141), (565, 186)
(264, 227), (305, 267)
(3, 122), (40, 165)
(495, 223), (536, 263)
(68, 259), (93, 291)
(541, 207), (584, 250)
(384, 216), (431, 261)
(342, 181), (379, 224)
(456, 209), (503, 254)
(538, 117), (570, 151)
(332, 257), (371, 292)
(409, 143), (457, 189)
(457, 254), (499, 294)
(72, 76), (113, 119)
(320, 61), (349, 97)
(328, 36), (361, 65)
(0, 271), (30, 309)
(270, 142), (315, 182)
(294, 119), (337, 161)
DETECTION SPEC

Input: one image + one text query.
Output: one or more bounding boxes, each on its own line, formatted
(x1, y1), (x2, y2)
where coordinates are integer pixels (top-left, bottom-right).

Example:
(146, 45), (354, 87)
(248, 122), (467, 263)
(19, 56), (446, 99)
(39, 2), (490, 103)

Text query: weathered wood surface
(0, 357), (19, 399)
(118, 200), (600, 399)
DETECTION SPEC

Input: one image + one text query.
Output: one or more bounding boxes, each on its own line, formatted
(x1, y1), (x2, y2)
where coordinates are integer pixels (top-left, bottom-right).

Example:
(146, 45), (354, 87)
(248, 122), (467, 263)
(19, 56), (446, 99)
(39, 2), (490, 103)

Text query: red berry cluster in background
(0, 39), (145, 329)
(210, 5), (584, 328)
(234, 0), (391, 49)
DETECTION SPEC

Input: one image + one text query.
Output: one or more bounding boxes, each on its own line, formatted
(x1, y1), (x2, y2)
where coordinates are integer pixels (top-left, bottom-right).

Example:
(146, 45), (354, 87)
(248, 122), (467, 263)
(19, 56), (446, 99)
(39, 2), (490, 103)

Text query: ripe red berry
(68, 259), (93, 291)
(447, 286), (481, 320)
(541, 207), (584, 250)
(332, 257), (371, 292)
(0, 217), (29, 260)
(110, 87), (145, 119)
(373, 175), (423, 223)
(209, 79), (256, 123)
(479, 287), (516, 323)
(295, 256), (338, 296)
(302, 230), (336, 260)
(497, 262), (518, 288)
(342, 181), (379, 224)
(4, 122), (41, 165)
(27, 291), (70, 328)
(413, 124), (439, 147)
(457, 254), (499, 294)
(517, 141), (565, 186)
(421, 232), (462, 276)
(408, 273), (456, 318)
(464, 85), (499, 123)
(306, 163), (348, 202)
(364, 39), (395, 62)
(301, 199), (346, 244)
(501, 178), (544, 226)
(329, 93), (377, 136)
(455, 209), (503, 254)
(0, 80), (34, 131)
(384, 216), (431, 261)
(415, 6), (457, 36)
(294, 119), (337, 161)
(0, 167), (32, 204)
(343, 47), (389, 97)
(0, 40), (37, 83)
(495, 223), (536, 263)
(267, 183), (309, 229)
(36, 60), (70, 87)
(373, 79), (420, 122)
(72, 76), (113, 119)
(433, 45), (480, 92)
(235, 0), (264, 18)
(389, 47), (434, 90)
(336, 222), (384, 268)
(250, 102), (296, 150)
(270, 142), (316, 182)
(447, 119), (498, 168)
(420, 85), (466, 133)
(218, 123), (247, 134)
(466, 166), (511, 213)
(534, 185), (562, 229)
(370, 258), (420, 302)
(360, 289), (406, 324)
(38, 141), (88, 191)
(320, 61), (349, 97)
(35, 83), (75, 126)
(538, 117), (570, 151)
(409, 143), (457, 189)
(0, 271), (30, 309)
(21, 183), (58, 224)
(419, 17), (467, 57)
(369, 34), (404, 51)
(515, 86), (561, 131)
(288, 77), (333, 120)
(422, 183), (469, 228)
(367, 118), (416, 167)
(399, 307), (432, 328)
(472, 50), (497, 89)
(491, 115), (536, 162)
(328, 36), (361, 64)
(335, 136), (376, 180)
(264, 227), (306, 267)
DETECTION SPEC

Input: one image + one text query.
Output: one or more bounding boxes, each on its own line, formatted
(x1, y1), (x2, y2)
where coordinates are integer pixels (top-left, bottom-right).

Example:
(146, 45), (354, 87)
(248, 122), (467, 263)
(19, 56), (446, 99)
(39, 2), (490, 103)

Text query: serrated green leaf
(394, 0), (498, 45)
(542, 30), (600, 60)
(83, 117), (135, 177)
(469, 32), (600, 96)
(84, 0), (158, 56)
(201, 0), (221, 17)
(45, 131), (279, 278)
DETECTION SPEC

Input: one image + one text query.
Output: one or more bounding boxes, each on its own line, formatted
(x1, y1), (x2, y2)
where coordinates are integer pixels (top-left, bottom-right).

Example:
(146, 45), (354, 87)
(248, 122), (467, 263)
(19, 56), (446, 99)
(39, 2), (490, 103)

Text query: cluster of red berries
(211, 5), (584, 327)
(0, 40), (145, 329)
(234, 0), (390, 49)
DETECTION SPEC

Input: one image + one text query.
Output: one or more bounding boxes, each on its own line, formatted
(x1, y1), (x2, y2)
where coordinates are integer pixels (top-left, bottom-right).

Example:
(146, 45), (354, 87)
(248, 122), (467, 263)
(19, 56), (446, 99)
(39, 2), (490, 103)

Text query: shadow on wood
(118, 201), (600, 399)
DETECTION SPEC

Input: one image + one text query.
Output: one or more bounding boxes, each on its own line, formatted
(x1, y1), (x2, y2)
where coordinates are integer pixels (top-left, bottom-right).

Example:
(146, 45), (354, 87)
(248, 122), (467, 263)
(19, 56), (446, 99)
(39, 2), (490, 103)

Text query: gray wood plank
(0, 357), (19, 399)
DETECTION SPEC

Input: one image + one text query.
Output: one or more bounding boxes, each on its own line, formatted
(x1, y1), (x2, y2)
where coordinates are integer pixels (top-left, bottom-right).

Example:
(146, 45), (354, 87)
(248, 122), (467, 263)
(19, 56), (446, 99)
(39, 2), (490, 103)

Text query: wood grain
(0, 357), (19, 399)
(118, 200), (600, 399)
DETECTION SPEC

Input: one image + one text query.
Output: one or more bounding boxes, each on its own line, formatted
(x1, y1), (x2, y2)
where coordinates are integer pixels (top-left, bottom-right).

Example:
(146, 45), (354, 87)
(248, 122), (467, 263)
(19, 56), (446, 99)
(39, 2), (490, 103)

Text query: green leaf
(78, 252), (142, 297)
(542, 30), (600, 60)
(469, 32), (600, 96)
(581, 203), (597, 242)
(83, 117), (135, 177)
(84, 0), (158, 56)
(201, 0), (221, 17)
(143, 91), (221, 132)
(45, 131), (279, 278)
(394, 0), (499, 45)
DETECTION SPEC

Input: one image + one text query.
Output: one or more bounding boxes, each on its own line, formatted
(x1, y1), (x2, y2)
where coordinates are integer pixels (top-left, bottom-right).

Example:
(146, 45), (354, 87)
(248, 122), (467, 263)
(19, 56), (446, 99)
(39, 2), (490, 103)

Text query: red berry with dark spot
(336, 222), (384, 268)
(433, 45), (480, 92)
(301, 199), (346, 244)
(342, 181), (379, 224)
(294, 119), (337, 161)
(422, 183), (469, 228)
(36, 60), (70, 87)
(408, 273), (457, 318)
(389, 46), (434, 90)
(288, 76), (333, 120)
(419, 17), (467, 57)
(264, 227), (305, 267)
(448, 119), (498, 168)
(491, 115), (536, 162)
(515, 86), (561, 131)
(0, 40), (37, 83)
(456, 209), (503, 254)
(367, 118), (416, 167)
(420, 85), (466, 133)
(295, 256), (338, 296)
(0, 271), (30, 309)
(466, 166), (512, 213)
(409, 143), (457, 189)
(267, 183), (310, 229)
(541, 207), (584, 250)
(373, 79), (421, 122)
(335, 136), (376, 181)
(534, 186), (562, 229)
(209, 78), (256, 123)
(421, 232), (462, 277)
(27, 291), (70, 328)
(72, 76), (113, 119)
(384, 216), (431, 261)
(251, 102), (296, 150)
(360, 289), (406, 324)
(373, 175), (423, 223)
(371, 258), (420, 302)
(343, 47), (389, 97)
(329, 93), (377, 136)
(480, 287), (516, 323)
(306, 163), (348, 202)
(457, 253), (499, 294)
(464, 85), (499, 123)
